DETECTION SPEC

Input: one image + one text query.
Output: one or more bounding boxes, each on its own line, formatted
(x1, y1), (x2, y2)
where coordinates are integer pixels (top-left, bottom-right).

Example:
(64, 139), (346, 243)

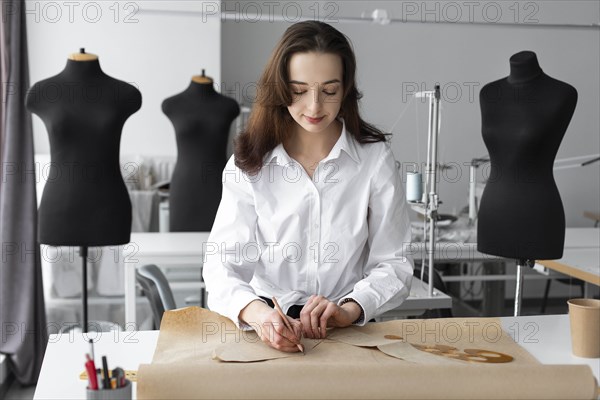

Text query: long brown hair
(234, 21), (388, 175)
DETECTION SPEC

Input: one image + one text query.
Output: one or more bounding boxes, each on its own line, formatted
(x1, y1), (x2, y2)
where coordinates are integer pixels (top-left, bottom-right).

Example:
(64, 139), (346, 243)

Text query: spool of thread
(406, 172), (423, 202)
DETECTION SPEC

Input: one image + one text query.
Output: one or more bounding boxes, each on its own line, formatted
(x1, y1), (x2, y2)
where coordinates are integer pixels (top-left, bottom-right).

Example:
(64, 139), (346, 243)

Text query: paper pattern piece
(327, 326), (405, 347)
(377, 341), (462, 365)
(137, 307), (598, 400)
(327, 325), (514, 364)
(212, 332), (322, 362)
(327, 315), (523, 361)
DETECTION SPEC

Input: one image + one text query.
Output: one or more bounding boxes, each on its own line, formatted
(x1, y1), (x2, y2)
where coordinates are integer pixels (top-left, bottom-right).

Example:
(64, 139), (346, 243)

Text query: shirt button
(315, 224), (319, 229)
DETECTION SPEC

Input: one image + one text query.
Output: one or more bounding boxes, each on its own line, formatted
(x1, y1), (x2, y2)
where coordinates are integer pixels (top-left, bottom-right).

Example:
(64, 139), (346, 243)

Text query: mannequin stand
(80, 246), (88, 333)
(514, 258), (535, 316)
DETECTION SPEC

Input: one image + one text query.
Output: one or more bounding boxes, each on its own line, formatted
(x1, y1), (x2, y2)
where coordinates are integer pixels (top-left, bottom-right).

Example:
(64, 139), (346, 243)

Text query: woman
(202, 21), (413, 353)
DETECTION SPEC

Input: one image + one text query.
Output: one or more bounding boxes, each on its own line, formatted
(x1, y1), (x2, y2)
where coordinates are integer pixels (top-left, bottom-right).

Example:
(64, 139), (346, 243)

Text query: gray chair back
(135, 264), (177, 328)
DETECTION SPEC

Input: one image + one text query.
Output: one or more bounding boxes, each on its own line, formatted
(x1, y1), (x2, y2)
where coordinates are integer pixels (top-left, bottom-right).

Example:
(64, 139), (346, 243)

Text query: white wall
(221, 0), (600, 228)
(26, 1), (221, 157)
(26, 1), (599, 224)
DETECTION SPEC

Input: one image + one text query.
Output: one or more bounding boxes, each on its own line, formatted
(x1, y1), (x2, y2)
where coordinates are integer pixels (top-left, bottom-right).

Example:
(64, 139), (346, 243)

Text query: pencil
(88, 339), (94, 363)
(271, 297), (305, 353)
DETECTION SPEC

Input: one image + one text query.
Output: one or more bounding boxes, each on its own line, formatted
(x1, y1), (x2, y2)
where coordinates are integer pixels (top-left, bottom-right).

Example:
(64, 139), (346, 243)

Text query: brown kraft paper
(136, 307), (598, 399)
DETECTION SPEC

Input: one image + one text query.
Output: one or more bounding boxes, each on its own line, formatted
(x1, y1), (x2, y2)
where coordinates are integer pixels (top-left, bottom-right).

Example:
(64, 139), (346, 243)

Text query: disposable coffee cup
(567, 298), (600, 358)
(406, 172), (423, 202)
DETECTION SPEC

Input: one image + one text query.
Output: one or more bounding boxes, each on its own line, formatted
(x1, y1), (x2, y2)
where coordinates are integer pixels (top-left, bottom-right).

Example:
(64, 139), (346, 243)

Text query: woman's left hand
(299, 295), (362, 339)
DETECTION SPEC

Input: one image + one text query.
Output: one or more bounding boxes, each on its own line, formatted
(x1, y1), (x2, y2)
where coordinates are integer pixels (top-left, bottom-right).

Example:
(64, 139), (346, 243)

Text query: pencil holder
(86, 379), (132, 400)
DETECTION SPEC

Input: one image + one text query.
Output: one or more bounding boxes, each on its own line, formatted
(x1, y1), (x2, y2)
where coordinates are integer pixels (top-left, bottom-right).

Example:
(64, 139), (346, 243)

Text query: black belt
(259, 296), (304, 319)
(259, 296), (375, 322)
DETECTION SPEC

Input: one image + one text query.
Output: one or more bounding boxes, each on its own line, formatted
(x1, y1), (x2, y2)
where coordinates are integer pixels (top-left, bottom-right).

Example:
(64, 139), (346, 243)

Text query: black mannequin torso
(162, 80), (240, 232)
(26, 58), (142, 246)
(477, 51), (577, 259)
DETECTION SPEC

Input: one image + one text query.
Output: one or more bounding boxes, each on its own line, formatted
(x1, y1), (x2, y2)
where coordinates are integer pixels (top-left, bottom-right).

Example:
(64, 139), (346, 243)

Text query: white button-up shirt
(202, 118), (413, 328)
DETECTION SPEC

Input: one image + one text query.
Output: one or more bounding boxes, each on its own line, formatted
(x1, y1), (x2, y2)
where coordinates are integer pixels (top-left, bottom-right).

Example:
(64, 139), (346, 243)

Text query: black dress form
(477, 51), (577, 260)
(26, 58), (142, 246)
(162, 80), (240, 232)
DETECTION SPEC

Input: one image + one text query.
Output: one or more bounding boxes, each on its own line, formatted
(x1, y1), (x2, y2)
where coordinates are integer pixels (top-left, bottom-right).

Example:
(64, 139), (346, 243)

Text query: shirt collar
(263, 118), (361, 166)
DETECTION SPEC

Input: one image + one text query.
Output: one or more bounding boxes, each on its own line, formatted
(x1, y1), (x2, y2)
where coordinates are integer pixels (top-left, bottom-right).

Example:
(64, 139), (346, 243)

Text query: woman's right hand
(239, 300), (303, 353)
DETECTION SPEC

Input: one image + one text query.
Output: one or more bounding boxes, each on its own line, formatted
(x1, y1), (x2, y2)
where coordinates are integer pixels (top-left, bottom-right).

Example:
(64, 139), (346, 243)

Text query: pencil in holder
(86, 379), (132, 400)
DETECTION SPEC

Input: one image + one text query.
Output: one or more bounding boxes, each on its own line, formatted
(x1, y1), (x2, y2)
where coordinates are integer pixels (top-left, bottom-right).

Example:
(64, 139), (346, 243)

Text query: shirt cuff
(229, 292), (268, 331)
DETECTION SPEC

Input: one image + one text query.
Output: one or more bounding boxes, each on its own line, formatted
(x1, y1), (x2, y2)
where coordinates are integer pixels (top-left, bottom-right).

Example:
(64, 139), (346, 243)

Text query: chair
(135, 264), (201, 329)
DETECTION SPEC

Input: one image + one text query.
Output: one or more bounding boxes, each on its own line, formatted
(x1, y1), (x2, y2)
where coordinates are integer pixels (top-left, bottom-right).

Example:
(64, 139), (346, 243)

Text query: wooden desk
(411, 228), (599, 316)
(538, 228), (600, 288)
(584, 211), (600, 227)
(33, 314), (599, 400)
(409, 228), (599, 286)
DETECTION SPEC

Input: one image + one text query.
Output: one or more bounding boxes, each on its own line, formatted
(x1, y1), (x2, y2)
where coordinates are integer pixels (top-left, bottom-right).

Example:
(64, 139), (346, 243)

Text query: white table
(35, 328), (159, 400)
(499, 314), (599, 380)
(382, 278), (452, 318)
(124, 232), (452, 328)
(408, 241), (503, 262)
(33, 314), (599, 399)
